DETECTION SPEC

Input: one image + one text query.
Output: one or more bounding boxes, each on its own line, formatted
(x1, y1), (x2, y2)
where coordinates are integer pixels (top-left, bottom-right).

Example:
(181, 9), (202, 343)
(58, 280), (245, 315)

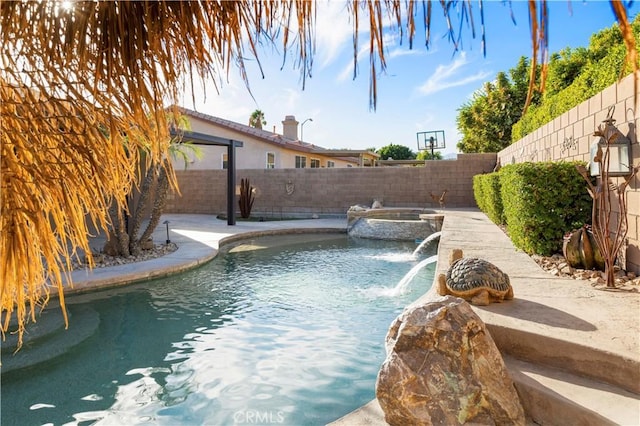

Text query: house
(172, 107), (379, 169)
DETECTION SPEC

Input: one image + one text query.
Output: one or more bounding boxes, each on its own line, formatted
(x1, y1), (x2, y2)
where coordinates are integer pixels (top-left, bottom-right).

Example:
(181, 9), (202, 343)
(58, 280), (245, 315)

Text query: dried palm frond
(1, 1), (316, 347)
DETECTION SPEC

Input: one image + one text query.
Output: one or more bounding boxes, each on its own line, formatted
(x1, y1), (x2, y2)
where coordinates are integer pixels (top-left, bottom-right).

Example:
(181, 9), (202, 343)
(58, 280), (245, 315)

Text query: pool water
(1, 235), (436, 426)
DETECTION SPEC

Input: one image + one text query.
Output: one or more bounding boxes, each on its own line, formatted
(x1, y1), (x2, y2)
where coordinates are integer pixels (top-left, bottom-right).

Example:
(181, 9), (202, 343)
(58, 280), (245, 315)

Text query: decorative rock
(376, 296), (525, 426)
(141, 238), (155, 250)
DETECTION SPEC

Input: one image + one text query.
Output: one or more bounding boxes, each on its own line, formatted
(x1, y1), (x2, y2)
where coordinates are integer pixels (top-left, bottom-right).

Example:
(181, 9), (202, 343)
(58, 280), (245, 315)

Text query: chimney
(282, 115), (299, 140)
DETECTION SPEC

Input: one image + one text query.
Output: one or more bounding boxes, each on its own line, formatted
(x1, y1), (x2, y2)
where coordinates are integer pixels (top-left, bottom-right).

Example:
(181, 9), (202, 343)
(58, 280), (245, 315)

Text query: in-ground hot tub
(347, 207), (444, 241)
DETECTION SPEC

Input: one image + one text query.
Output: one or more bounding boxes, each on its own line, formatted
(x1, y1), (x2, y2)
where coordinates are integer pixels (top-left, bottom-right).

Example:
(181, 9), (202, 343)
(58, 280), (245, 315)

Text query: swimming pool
(1, 234), (436, 425)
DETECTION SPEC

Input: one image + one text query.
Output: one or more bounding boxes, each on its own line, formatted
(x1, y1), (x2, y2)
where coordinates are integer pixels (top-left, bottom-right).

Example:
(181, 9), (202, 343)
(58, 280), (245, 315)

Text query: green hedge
(473, 172), (504, 225)
(473, 161), (592, 256)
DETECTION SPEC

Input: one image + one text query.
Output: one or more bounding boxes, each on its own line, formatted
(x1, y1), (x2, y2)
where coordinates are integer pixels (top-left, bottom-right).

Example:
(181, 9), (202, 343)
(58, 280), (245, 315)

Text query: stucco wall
(497, 72), (640, 274)
(165, 153), (497, 215)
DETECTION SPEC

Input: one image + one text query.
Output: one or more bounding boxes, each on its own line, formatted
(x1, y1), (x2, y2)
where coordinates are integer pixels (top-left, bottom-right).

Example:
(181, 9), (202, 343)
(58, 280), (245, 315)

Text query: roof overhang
(171, 129), (243, 147)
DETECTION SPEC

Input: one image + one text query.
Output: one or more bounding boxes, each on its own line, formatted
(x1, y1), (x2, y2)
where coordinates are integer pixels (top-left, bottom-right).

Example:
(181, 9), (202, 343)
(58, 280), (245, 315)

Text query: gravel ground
(72, 243), (178, 270)
(531, 253), (640, 292)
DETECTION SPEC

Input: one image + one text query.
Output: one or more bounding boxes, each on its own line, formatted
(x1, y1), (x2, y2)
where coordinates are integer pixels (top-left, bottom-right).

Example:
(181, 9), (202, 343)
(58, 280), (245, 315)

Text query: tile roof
(176, 106), (328, 155)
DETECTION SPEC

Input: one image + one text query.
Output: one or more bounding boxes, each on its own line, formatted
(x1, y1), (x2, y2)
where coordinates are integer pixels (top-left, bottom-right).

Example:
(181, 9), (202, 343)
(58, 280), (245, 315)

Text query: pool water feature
(1, 235), (436, 426)
(413, 231), (442, 256)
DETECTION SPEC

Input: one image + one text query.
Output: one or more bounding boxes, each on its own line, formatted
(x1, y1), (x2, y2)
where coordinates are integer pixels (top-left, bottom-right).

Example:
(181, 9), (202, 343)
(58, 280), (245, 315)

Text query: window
(295, 155), (306, 168)
(310, 158), (320, 168)
(222, 153), (228, 170)
(266, 152), (275, 169)
(327, 161), (335, 168)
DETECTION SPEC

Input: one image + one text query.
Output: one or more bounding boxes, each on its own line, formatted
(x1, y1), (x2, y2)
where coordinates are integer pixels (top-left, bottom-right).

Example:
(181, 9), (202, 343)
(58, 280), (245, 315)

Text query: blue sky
(180, 1), (639, 157)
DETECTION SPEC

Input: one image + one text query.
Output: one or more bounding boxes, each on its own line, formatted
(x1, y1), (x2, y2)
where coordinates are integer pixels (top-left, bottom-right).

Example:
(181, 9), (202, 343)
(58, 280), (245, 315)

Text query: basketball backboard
(416, 130), (445, 152)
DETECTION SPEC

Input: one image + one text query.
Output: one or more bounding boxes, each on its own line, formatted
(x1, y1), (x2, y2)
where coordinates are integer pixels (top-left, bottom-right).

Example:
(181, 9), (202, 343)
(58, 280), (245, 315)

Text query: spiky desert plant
(239, 179), (256, 219)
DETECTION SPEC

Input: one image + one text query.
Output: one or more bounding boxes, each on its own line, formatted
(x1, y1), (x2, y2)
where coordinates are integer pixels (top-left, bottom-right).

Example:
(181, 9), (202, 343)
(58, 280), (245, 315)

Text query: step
(505, 355), (640, 426)
(1, 305), (100, 375)
(2, 306), (69, 354)
(484, 322), (640, 396)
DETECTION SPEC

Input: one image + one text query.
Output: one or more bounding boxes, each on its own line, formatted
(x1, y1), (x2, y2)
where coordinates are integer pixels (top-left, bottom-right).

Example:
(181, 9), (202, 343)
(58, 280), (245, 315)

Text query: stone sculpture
(376, 295), (526, 425)
(437, 249), (513, 306)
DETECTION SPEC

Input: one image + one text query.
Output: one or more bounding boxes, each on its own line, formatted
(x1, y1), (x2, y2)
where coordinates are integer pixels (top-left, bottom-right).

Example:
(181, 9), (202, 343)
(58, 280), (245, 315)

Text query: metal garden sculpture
(576, 109), (639, 288)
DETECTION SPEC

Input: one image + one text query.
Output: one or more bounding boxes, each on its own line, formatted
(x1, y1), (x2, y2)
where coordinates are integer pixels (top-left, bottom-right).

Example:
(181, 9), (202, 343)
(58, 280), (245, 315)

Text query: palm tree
(1, 1), (635, 346)
(249, 110), (267, 129)
(107, 138), (202, 258)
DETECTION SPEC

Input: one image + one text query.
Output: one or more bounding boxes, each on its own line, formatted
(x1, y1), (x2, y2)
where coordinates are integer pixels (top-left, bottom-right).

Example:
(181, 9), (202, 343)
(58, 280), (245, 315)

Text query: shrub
(473, 172), (504, 225)
(499, 162), (592, 255)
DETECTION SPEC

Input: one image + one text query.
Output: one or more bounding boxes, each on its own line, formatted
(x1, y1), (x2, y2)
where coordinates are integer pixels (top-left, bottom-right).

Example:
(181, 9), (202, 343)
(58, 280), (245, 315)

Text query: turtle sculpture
(437, 249), (514, 306)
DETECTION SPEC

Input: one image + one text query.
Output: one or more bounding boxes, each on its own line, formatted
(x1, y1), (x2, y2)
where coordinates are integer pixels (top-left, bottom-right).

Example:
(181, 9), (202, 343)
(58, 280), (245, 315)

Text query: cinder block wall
(498, 72), (640, 274)
(166, 153), (497, 215)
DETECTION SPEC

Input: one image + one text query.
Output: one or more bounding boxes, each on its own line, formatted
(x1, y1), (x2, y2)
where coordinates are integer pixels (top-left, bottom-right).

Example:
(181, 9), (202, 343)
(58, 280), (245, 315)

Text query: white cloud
(416, 52), (492, 96)
(274, 88), (301, 112)
(388, 48), (422, 59)
(314, 1), (354, 68)
(334, 32), (412, 82)
(336, 43), (369, 82)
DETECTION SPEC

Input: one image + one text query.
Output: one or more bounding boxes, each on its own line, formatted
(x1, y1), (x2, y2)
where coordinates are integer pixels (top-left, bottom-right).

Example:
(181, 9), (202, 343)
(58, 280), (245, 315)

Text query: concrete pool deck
(61, 209), (639, 425)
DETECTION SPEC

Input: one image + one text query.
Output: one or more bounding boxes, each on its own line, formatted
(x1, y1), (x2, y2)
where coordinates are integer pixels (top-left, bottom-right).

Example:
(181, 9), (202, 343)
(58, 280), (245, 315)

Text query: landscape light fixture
(301, 118), (313, 141)
(163, 220), (171, 244)
(589, 116), (632, 177)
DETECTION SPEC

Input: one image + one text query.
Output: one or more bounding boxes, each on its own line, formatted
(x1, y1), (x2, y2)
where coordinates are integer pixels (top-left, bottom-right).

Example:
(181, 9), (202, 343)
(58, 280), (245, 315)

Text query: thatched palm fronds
(0, 0), (315, 346)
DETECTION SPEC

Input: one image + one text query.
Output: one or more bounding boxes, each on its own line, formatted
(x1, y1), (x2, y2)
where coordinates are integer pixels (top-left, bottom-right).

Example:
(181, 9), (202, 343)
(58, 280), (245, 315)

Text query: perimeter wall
(165, 153), (497, 215)
(497, 72), (640, 274)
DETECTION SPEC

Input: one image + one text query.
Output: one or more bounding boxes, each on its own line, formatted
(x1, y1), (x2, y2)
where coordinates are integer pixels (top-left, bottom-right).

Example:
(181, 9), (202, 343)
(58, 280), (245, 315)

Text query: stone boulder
(376, 295), (525, 425)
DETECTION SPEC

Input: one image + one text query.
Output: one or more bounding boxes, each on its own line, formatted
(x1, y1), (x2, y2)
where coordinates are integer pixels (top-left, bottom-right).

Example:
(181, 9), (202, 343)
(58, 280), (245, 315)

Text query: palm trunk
(129, 164), (157, 255)
(107, 203), (130, 257)
(139, 164), (169, 245)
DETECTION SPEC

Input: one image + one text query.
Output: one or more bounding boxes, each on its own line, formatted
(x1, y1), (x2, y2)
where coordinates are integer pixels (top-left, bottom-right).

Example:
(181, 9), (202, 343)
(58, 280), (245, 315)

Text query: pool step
(482, 323), (640, 396)
(505, 356), (640, 426)
(1, 305), (100, 375)
(2, 306), (69, 354)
